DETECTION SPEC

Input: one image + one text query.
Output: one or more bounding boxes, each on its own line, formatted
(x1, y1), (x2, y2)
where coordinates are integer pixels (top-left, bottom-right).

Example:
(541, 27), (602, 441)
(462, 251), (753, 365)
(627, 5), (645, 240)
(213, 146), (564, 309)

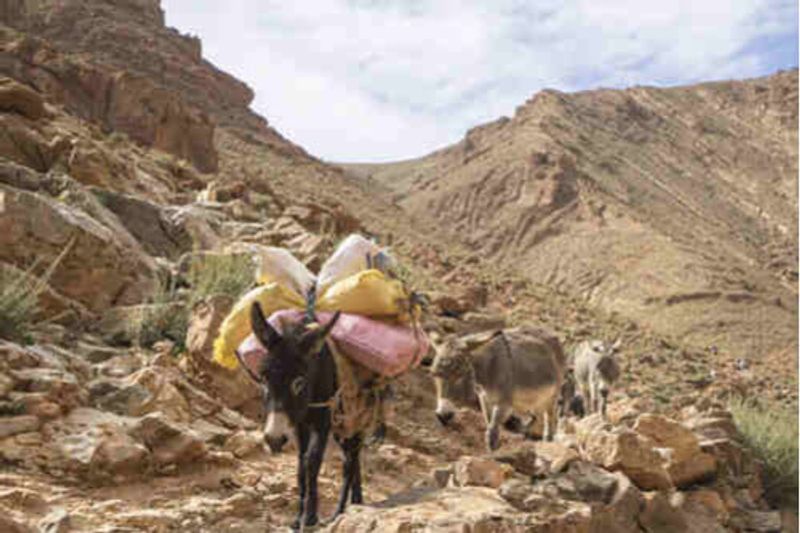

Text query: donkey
(557, 368), (585, 419)
(247, 302), (364, 530)
(573, 338), (621, 417)
(431, 326), (565, 450)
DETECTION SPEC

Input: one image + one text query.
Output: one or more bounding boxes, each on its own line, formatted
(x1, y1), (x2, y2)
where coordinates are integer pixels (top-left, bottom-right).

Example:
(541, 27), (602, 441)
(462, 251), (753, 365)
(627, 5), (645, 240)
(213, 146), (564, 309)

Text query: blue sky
(162, 0), (798, 162)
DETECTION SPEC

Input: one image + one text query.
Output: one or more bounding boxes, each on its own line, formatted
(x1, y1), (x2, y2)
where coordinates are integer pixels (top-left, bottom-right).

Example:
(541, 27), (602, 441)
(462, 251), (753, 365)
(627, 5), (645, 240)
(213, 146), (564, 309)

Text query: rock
(184, 296), (261, 413)
(8, 367), (85, 410)
(124, 367), (192, 422)
(329, 486), (591, 532)
(635, 413), (717, 488)
(576, 415), (672, 490)
(112, 509), (181, 531)
(490, 441), (540, 476)
(223, 430), (262, 458)
(534, 440), (581, 474)
(0, 513), (34, 533)
(0, 488), (48, 513)
(38, 508), (70, 533)
(684, 489), (728, 525)
(106, 71), (219, 173)
(699, 438), (745, 477)
(639, 491), (688, 533)
(162, 204), (221, 251)
(130, 412), (206, 466)
(452, 456), (513, 488)
(730, 509), (783, 532)
(91, 188), (194, 259)
(0, 184), (158, 313)
(0, 415), (40, 438)
(0, 77), (46, 120)
(43, 408), (148, 479)
(536, 460), (620, 504)
(589, 471), (645, 533)
(190, 418), (233, 446)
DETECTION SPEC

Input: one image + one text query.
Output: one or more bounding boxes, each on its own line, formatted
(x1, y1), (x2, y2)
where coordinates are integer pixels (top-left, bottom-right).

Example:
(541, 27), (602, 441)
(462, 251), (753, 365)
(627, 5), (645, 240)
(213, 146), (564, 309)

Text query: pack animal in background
(431, 327), (565, 450)
(572, 338), (621, 417)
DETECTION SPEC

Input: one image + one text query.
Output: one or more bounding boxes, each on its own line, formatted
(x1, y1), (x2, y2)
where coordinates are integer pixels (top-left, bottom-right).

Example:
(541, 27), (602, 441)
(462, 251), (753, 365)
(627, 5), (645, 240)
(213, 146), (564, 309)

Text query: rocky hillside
(0, 1), (797, 532)
(346, 71), (799, 363)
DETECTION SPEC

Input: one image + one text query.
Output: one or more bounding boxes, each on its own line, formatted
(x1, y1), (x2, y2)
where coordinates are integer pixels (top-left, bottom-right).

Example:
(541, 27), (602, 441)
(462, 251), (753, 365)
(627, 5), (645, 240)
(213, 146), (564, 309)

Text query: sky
(162, 0), (798, 163)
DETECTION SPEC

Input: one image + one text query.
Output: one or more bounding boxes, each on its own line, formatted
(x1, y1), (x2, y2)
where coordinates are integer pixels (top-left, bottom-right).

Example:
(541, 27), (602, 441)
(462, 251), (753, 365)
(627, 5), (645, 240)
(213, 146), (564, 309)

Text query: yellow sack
(317, 269), (410, 321)
(212, 282), (305, 369)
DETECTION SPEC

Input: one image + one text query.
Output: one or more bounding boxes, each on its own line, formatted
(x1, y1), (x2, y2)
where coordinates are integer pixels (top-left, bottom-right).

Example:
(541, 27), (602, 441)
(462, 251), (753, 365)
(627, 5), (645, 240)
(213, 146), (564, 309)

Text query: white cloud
(162, 0), (797, 162)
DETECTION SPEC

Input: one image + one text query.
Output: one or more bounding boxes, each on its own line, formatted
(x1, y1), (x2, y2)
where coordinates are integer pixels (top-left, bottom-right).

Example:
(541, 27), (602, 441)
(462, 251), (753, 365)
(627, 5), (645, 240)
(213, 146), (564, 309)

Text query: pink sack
(235, 309), (428, 380)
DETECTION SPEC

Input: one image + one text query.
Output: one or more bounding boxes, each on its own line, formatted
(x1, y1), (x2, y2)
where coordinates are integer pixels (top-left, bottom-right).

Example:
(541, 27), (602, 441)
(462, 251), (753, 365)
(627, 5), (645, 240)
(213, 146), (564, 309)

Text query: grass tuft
(730, 398), (798, 508)
(129, 253), (255, 350)
(0, 241), (73, 343)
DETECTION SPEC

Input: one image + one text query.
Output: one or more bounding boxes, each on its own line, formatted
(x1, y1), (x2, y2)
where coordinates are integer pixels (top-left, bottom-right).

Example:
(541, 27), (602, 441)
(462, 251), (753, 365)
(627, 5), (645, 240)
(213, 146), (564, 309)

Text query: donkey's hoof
(486, 429), (500, 451)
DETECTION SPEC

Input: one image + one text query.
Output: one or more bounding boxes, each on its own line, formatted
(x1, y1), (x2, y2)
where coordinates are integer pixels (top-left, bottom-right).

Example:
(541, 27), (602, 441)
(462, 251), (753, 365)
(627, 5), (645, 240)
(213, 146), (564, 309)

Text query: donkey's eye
(290, 377), (307, 396)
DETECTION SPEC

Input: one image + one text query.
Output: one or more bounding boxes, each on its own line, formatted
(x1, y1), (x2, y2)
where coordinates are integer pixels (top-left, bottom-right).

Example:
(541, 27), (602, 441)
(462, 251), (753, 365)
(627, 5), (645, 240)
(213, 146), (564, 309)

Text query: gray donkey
(431, 326), (565, 450)
(573, 338), (621, 417)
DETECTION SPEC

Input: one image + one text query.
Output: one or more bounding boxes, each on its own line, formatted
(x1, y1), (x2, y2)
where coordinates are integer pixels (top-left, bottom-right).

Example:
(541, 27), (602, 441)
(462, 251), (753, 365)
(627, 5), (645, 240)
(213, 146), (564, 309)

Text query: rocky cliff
(0, 1), (796, 531)
(347, 71), (799, 363)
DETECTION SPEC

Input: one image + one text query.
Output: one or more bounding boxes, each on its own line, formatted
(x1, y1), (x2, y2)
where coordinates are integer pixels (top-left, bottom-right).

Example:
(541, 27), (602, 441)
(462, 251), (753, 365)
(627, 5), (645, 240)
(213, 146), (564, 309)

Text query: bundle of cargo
(213, 234), (428, 438)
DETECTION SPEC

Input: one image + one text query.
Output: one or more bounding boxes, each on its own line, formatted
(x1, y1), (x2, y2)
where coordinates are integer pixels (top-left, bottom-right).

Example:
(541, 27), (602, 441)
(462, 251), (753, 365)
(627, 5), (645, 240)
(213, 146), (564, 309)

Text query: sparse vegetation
(0, 264), (45, 343)
(129, 253), (255, 350)
(730, 399), (798, 508)
(0, 243), (72, 343)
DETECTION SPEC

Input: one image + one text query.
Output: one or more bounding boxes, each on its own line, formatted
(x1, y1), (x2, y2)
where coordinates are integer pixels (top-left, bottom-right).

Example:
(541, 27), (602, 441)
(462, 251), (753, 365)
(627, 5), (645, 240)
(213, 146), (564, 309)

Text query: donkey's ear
(611, 337), (622, 351)
(320, 310), (341, 339)
(250, 302), (281, 348)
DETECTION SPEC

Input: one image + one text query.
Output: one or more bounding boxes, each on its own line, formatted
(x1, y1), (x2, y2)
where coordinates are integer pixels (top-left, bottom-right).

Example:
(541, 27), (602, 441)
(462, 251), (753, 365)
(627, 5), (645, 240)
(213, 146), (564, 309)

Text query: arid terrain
(0, 1), (797, 532)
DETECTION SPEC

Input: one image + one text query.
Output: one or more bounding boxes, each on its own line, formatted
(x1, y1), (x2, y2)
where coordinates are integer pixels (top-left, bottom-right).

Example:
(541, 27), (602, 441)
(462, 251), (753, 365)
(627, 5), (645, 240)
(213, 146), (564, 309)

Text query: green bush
(129, 253), (255, 350)
(0, 264), (43, 343)
(187, 253), (254, 305)
(730, 399), (798, 508)
(0, 243), (71, 343)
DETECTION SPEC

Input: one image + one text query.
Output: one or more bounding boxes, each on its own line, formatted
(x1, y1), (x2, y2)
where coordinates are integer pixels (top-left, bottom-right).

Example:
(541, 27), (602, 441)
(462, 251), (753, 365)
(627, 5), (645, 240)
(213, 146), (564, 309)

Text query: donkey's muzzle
(265, 434), (288, 454)
(436, 411), (454, 426)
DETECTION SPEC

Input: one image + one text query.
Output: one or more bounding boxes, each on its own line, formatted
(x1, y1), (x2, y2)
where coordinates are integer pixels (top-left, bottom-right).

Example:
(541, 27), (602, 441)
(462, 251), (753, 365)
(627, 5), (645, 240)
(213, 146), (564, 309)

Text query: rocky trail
(0, 1), (797, 532)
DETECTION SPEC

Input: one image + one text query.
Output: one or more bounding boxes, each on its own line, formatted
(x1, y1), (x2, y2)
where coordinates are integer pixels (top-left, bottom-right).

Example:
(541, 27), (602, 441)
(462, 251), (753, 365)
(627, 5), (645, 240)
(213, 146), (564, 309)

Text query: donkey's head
(250, 302), (340, 453)
(430, 336), (479, 426)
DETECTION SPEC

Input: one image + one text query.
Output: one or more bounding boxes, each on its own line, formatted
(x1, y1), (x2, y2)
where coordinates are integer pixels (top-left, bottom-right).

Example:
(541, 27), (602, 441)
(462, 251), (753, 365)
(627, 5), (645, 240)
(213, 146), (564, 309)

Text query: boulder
(634, 413), (717, 488)
(0, 415), (40, 438)
(106, 72), (218, 173)
(0, 513), (34, 533)
(0, 184), (159, 313)
(91, 188), (193, 258)
(639, 491), (689, 533)
(130, 412), (206, 466)
(0, 77), (46, 120)
(490, 441), (540, 476)
(452, 456), (513, 488)
(576, 414), (671, 490)
(223, 430), (262, 458)
(43, 408), (148, 481)
(184, 296), (261, 414)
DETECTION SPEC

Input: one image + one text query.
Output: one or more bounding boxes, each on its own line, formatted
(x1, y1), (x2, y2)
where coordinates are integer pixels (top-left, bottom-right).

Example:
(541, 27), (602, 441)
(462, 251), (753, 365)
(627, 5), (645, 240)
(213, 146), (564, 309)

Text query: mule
(248, 302), (365, 530)
(431, 326), (565, 450)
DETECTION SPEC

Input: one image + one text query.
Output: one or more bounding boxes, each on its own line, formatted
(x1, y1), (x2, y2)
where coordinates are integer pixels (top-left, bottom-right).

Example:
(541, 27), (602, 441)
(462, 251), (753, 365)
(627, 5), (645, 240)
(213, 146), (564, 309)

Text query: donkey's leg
(476, 385), (491, 425)
(544, 400), (558, 441)
(292, 428), (310, 531)
(350, 446), (363, 505)
(486, 403), (511, 451)
(333, 436), (360, 517)
(302, 427), (329, 527)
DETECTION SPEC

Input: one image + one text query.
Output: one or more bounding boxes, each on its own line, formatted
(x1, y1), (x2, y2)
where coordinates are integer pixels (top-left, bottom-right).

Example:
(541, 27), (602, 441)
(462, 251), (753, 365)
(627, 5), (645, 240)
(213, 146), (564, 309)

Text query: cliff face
(0, 2), (796, 531)
(353, 71), (799, 360)
(0, 0), (311, 172)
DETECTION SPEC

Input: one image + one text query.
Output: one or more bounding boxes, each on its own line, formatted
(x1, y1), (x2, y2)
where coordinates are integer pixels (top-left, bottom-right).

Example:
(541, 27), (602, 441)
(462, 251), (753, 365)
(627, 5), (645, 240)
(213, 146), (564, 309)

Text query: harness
(303, 284), (424, 440)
